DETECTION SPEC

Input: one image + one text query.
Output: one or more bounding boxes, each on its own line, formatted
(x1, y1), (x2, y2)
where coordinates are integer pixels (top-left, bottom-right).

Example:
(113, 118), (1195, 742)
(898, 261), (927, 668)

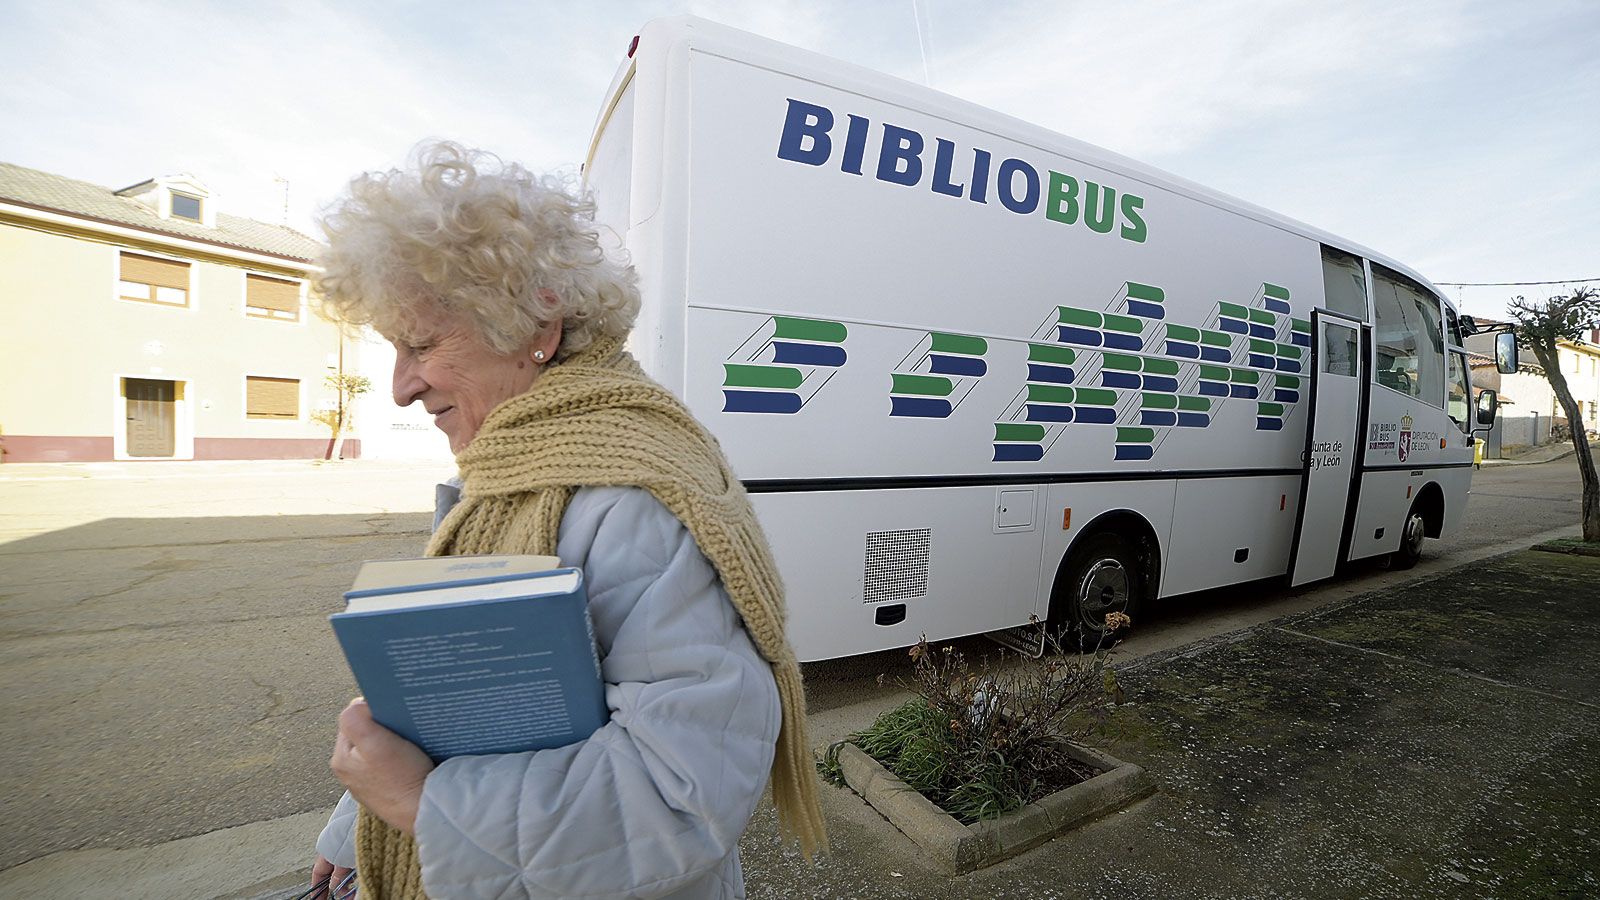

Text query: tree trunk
(1530, 342), (1600, 542)
(330, 408), (349, 462)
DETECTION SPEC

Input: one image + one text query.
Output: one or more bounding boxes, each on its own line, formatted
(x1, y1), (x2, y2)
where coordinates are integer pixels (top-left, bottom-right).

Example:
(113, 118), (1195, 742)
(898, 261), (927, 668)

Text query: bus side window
(1448, 351), (1471, 431)
(1372, 265), (1445, 407)
(1320, 246), (1368, 321)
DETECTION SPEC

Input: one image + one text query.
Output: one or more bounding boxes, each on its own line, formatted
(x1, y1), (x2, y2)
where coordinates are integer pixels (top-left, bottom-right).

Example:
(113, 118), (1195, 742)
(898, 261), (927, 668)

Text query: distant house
(0, 161), (360, 462)
(1466, 321), (1600, 450)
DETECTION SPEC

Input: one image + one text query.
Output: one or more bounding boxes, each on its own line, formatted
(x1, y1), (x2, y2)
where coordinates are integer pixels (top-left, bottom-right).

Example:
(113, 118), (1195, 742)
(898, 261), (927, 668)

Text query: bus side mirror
(1496, 332), (1519, 374)
(1476, 389), (1498, 426)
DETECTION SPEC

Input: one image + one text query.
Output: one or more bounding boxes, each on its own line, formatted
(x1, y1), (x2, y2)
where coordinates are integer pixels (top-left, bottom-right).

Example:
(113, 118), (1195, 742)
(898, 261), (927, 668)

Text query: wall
(0, 221), (352, 461)
(352, 329), (452, 461)
(1464, 332), (1600, 444)
(1552, 345), (1600, 428)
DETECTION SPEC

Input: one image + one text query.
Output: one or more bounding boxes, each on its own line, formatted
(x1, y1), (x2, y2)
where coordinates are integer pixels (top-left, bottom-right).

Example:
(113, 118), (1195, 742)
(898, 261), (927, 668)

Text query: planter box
(830, 741), (1156, 874)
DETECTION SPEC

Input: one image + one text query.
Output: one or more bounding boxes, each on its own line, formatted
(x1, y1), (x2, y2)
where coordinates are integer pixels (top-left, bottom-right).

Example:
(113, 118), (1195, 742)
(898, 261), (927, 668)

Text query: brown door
(125, 378), (176, 457)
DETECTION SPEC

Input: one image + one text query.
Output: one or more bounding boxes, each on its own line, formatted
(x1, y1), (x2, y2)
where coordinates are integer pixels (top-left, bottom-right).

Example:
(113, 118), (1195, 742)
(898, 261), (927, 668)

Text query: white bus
(583, 17), (1516, 661)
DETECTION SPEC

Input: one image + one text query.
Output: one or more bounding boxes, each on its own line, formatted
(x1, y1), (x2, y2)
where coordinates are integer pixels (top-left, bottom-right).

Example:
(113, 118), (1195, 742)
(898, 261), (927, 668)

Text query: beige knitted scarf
(353, 334), (827, 899)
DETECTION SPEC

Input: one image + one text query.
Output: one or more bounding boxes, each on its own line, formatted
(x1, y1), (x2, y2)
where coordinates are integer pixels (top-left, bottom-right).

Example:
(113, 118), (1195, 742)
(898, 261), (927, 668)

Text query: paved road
(0, 456), (1584, 874)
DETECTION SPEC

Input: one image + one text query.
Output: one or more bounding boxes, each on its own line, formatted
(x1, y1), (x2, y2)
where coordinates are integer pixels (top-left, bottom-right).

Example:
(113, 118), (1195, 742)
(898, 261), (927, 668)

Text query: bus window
(1372, 265), (1445, 406)
(1324, 321), (1359, 377)
(1448, 351), (1471, 431)
(1320, 247), (1368, 321)
(1445, 306), (1464, 347)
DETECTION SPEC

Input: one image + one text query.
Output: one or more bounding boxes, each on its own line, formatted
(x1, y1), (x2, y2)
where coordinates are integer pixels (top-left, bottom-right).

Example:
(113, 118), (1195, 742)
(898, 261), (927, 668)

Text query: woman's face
(389, 304), (559, 453)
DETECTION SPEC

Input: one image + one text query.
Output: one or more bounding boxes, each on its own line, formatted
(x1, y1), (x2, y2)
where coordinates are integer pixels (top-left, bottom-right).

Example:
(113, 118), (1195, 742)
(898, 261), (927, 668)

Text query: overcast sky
(2, 0), (1595, 319)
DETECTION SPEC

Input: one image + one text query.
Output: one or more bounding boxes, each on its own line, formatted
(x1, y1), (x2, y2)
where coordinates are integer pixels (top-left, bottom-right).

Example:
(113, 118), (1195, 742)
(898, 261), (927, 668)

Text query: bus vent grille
(863, 528), (931, 603)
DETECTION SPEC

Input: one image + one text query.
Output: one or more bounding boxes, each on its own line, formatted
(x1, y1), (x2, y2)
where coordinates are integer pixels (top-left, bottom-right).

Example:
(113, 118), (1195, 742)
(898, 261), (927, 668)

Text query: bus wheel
(1388, 501), (1427, 570)
(1051, 532), (1141, 652)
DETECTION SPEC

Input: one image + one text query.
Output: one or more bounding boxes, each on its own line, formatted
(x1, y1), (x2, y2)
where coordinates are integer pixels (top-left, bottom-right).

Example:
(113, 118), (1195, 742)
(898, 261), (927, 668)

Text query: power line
(1436, 277), (1600, 287)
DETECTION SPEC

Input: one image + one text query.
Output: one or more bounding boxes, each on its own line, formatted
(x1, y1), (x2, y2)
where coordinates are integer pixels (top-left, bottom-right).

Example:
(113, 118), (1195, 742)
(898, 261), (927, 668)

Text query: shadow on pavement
(0, 513), (430, 873)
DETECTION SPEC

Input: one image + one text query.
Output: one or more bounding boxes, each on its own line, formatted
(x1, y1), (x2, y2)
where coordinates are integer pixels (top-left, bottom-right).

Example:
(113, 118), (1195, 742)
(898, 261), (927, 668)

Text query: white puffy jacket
(317, 486), (781, 899)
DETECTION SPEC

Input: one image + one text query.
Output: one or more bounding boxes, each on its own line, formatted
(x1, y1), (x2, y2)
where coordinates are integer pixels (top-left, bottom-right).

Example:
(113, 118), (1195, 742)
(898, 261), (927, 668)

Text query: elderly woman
(308, 142), (826, 899)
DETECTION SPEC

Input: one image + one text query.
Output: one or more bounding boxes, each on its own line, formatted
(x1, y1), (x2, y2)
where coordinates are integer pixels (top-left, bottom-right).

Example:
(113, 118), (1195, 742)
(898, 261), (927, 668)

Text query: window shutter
(246, 275), (301, 315)
(246, 376), (299, 418)
(121, 253), (190, 290)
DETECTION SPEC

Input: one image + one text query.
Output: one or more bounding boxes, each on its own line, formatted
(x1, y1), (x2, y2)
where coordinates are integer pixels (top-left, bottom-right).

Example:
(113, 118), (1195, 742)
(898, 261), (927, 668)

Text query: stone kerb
(831, 741), (1157, 874)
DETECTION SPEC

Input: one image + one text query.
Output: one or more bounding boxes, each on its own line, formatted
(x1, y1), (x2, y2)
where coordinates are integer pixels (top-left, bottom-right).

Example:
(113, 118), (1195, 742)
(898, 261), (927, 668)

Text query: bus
(582, 16), (1516, 661)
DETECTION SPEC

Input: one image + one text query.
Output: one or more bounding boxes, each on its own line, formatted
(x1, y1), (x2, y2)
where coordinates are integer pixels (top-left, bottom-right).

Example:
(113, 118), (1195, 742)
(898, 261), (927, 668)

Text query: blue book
(330, 565), (607, 762)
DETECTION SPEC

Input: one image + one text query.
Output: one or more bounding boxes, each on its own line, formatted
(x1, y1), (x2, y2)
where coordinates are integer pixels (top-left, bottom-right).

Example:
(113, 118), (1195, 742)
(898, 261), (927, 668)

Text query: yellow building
(0, 162), (360, 462)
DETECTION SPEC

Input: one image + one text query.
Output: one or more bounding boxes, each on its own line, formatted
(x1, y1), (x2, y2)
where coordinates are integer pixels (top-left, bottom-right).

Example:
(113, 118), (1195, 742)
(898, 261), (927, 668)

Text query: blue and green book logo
(721, 316), (848, 414)
(890, 332), (988, 418)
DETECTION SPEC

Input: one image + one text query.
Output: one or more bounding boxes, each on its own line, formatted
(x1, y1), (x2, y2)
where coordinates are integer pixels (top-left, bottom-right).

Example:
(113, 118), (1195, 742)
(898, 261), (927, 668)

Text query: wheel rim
(1077, 558), (1129, 629)
(1404, 512), (1426, 555)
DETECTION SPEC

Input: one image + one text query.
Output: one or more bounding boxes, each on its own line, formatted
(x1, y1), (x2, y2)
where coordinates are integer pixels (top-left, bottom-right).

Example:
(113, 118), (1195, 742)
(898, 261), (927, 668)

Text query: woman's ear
(531, 289), (563, 363)
(531, 322), (563, 364)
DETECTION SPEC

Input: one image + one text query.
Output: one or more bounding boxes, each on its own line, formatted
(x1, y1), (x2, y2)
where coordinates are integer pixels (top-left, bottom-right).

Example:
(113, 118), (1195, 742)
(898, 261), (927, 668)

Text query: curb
(1532, 539), (1600, 557)
(1480, 447), (1576, 467)
(0, 809), (332, 900)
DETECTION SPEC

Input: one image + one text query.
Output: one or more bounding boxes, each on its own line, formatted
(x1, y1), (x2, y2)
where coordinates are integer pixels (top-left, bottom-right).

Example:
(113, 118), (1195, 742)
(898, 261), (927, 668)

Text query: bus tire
(1050, 531), (1142, 653)
(1387, 501), (1427, 570)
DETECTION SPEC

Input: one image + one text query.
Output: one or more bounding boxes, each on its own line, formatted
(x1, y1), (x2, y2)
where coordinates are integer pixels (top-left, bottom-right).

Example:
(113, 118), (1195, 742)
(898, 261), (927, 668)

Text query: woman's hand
(310, 853), (354, 898)
(330, 698), (435, 834)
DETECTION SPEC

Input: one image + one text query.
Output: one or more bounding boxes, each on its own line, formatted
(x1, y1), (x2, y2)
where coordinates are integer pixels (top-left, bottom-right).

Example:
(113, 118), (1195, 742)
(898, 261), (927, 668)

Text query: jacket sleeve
(412, 488), (781, 899)
(315, 791), (359, 868)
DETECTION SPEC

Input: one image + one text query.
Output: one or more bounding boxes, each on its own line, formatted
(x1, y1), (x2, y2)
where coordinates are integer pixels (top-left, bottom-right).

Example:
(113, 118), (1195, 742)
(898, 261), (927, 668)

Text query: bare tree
(312, 372), (373, 462)
(1508, 286), (1599, 541)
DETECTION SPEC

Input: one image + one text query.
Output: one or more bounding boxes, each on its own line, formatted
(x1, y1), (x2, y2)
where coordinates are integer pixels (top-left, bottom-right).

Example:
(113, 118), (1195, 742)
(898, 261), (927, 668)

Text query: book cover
(330, 567), (607, 762)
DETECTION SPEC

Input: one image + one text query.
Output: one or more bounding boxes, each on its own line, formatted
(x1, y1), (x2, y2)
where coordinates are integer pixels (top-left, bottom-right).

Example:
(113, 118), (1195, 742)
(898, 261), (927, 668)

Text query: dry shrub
(822, 618), (1125, 823)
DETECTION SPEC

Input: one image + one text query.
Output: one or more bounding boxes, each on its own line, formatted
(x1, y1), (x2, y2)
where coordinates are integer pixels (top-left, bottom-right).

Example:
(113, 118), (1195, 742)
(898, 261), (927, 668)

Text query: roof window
(170, 191), (203, 222)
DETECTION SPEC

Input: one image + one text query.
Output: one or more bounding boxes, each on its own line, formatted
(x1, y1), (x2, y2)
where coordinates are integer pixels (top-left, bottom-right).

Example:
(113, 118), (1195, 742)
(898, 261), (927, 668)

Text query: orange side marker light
(1280, 494), (1287, 511)
(1407, 485), (1413, 499)
(1063, 507), (1072, 531)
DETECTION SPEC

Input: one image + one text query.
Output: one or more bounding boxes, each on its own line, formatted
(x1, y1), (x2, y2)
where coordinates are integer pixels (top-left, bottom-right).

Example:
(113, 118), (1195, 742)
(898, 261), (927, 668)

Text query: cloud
(931, 0), (1480, 160)
(0, 0), (643, 235)
(1, 0), (1592, 319)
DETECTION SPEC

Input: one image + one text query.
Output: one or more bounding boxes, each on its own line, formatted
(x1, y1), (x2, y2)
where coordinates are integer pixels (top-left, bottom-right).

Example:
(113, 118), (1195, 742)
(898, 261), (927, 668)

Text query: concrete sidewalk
(735, 548), (1600, 899)
(6, 546), (1594, 899)
(1481, 442), (1577, 467)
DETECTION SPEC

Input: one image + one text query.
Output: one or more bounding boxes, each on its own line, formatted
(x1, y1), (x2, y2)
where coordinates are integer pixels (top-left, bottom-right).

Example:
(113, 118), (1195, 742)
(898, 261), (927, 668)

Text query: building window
(246, 274), (302, 321)
(171, 192), (203, 222)
(119, 252), (190, 306)
(246, 376), (299, 419)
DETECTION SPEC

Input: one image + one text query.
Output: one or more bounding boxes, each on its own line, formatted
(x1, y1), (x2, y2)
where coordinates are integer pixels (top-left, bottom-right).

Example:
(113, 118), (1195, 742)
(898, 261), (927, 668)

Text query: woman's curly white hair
(315, 140), (639, 360)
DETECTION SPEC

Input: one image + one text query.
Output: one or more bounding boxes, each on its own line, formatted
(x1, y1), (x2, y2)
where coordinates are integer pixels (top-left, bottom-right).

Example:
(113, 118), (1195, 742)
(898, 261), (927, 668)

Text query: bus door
(1290, 310), (1366, 586)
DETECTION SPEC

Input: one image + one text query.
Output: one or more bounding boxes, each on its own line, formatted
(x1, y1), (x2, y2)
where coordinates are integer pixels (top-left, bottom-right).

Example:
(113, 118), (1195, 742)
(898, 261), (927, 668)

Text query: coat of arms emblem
(1398, 413), (1413, 462)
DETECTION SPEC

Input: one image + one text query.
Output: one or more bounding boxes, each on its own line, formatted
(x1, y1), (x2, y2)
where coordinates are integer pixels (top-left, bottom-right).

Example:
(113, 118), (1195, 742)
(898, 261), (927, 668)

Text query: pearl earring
(534, 350), (546, 362)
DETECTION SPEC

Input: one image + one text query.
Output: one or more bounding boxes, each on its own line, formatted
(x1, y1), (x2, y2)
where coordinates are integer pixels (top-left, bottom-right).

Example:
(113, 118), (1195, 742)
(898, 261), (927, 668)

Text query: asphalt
(1, 459), (1595, 898)
(38, 545), (1590, 900)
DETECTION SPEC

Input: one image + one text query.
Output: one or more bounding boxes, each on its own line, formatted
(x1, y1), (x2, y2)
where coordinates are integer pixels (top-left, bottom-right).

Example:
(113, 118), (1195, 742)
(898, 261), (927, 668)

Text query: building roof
(0, 161), (322, 262)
